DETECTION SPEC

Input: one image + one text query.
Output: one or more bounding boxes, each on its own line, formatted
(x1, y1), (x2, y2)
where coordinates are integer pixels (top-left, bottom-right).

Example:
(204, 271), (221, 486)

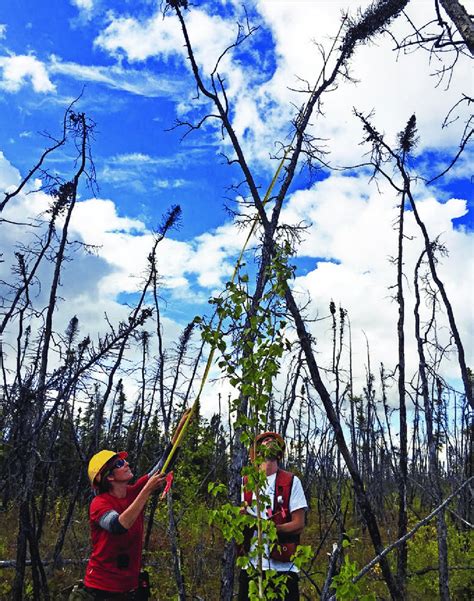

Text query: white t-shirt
(243, 471), (308, 572)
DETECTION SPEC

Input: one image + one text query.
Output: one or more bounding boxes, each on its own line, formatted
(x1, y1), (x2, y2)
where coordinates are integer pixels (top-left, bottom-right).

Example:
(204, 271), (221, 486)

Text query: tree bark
(167, 493), (187, 601)
(395, 191), (408, 595)
(414, 252), (450, 600)
(439, 0), (474, 54)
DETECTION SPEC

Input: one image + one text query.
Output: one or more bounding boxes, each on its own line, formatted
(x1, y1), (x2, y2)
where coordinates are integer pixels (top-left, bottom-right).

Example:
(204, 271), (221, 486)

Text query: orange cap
(249, 432), (285, 462)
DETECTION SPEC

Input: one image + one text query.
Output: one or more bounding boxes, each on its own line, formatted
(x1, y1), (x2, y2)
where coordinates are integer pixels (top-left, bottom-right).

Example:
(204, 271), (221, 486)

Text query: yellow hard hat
(249, 432), (285, 461)
(87, 450), (128, 486)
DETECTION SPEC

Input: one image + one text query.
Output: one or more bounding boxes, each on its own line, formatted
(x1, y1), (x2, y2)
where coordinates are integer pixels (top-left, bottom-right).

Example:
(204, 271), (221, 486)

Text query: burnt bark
(168, 493), (187, 600)
(395, 190), (408, 594)
(439, 0), (474, 53)
(414, 251), (451, 600)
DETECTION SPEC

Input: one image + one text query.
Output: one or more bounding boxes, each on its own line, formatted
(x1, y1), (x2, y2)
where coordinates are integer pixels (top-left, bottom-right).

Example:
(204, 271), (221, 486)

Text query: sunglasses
(103, 458), (126, 478)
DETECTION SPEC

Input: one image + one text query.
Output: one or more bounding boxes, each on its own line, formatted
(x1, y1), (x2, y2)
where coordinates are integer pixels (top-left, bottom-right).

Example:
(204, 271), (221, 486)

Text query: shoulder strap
(243, 470), (295, 513)
(243, 475), (253, 506)
(274, 469), (300, 543)
(274, 469), (294, 514)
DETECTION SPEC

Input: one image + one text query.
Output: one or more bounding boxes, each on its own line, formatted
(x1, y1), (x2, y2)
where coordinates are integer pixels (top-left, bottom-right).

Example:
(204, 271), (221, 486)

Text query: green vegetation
(0, 471), (472, 599)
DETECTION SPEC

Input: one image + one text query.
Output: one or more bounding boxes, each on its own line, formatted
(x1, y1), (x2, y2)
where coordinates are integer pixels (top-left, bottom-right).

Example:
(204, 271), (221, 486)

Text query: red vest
(244, 469), (300, 546)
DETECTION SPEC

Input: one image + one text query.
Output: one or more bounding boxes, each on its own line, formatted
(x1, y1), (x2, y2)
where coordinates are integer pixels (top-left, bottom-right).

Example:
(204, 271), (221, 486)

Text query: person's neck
(264, 460), (279, 477)
(110, 482), (127, 498)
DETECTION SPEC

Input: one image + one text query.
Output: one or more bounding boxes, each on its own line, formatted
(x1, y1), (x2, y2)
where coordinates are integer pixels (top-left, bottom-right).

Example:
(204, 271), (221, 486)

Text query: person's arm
(275, 508), (305, 536)
(118, 473), (166, 530)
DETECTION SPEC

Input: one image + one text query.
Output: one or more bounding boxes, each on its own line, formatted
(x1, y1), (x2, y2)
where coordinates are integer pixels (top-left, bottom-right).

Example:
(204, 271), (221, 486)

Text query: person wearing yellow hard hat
(69, 410), (191, 601)
(238, 432), (308, 601)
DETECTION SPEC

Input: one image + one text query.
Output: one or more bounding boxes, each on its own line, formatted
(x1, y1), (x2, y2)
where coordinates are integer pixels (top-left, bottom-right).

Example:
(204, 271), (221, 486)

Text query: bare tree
(355, 111), (473, 412)
(164, 0), (474, 599)
(413, 249), (450, 600)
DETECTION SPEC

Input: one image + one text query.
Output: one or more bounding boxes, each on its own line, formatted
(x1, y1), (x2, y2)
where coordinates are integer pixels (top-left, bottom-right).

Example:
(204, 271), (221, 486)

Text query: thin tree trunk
(220, 426), (246, 601)
(414, 251), (450, 600)
(395, 191), (408, 594)
(280, 351), (303, 438)
(347, 318), (358, 472)
(167, 493), (187, 601)
(52, 481), (82, 569)
(439, 0), (474, 53)
(12, 501), (28, 601)
(284, 286), (403, 600)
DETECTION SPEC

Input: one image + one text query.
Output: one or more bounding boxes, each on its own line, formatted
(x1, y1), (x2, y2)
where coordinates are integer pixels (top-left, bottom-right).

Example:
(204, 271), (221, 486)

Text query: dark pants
(67, 584), (139, 601)
(84, 588), (138, 600)
(68, 586), (134, 601)
(238, 569), (299, 601)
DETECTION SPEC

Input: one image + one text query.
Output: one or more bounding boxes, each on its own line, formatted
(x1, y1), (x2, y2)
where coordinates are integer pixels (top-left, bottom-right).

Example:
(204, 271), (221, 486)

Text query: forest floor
(0, 497), (472, 600)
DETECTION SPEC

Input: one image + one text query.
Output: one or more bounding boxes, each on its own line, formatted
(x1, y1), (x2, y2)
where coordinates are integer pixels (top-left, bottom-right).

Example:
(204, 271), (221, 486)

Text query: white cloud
(249, 0), (472, 165)
(0, 54), (55, 93)
(96, 148), (205, 192)
(95, 8), (238, 67)
(97, 152), (180, 192)
(92, 1), (472, 174)
(0, 150), (21, 189)
(112, 153), (160, 164)
(71, 0), (93, 11)
(281, 173), (473, 393)
(94, 12), (184, 62)
(48, 56), (186, 97)
(67, 196), (249, 296)
(94, 8), (246, 110)
(0, 24), (6, 39)
(188, 222), (249, 289)
(70, 199), (190, 296)
(154, 178), (186, 189)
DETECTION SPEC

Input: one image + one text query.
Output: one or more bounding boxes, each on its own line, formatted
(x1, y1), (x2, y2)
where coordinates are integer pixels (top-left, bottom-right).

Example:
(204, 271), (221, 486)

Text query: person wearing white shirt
(238, 432), (308, 601)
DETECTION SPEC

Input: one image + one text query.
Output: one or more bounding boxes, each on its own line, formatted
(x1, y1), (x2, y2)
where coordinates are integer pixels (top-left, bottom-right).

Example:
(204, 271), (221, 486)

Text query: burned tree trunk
(414, 251), (450, 600)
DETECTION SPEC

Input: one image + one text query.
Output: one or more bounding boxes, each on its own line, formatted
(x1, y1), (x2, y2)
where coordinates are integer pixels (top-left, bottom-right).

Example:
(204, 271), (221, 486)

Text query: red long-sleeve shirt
(84, 475), (148, 592)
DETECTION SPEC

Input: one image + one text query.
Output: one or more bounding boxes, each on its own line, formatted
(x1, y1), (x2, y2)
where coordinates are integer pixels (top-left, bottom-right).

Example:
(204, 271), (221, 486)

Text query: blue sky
(0, 1), (241, 238)
(0, 0), (472, 408)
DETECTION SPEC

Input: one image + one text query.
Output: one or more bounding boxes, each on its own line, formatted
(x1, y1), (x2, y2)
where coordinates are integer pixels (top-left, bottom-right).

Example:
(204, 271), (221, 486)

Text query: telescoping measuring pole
(158, 18), (345, 473)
